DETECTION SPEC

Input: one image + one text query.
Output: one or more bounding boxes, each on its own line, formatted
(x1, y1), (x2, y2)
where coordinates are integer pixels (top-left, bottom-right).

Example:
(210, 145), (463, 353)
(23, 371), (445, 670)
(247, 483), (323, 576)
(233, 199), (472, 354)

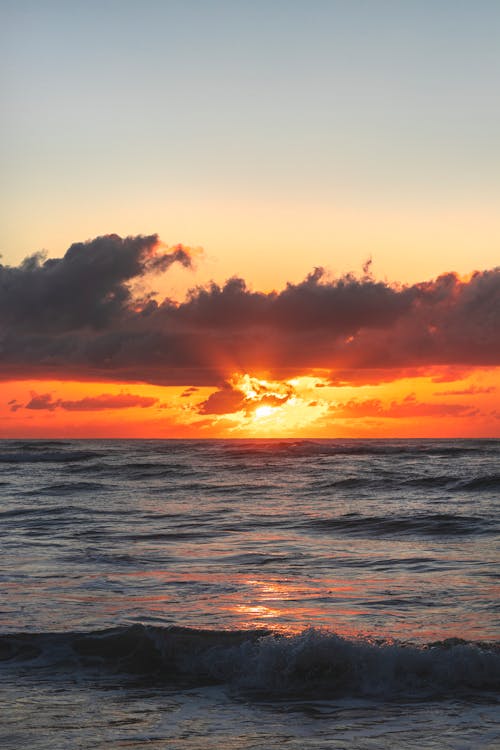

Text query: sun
(217, 372), (332, 435)
(254, 404), (276, 419)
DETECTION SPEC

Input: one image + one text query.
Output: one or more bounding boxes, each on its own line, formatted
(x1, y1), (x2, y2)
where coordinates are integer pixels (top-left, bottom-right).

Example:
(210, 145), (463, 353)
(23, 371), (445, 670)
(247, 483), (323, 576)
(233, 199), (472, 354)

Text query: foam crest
(2, 626), (499, 699)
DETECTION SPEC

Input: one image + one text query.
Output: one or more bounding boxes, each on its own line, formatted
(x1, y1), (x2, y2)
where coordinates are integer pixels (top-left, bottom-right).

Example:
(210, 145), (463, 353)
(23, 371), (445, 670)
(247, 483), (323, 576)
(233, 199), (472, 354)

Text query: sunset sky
(1, 0), (499, 438)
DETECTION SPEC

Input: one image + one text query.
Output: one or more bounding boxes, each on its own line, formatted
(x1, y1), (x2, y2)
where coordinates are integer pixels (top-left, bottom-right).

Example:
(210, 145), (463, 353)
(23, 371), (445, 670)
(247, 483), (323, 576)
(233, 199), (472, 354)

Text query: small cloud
(332, 397), (479, 419)
(20, 391), (157, 411)
(25, 393), (58, 411)
(198, 386), (246, 415)
(435, 385), (496, 396)
(181, 387), (199, 398)
(58, 393), (158, 411)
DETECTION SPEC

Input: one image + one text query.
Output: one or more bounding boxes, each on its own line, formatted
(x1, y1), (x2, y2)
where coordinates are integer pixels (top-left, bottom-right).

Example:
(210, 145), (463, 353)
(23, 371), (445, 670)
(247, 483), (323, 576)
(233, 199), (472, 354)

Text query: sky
(0, 0), (499, 438)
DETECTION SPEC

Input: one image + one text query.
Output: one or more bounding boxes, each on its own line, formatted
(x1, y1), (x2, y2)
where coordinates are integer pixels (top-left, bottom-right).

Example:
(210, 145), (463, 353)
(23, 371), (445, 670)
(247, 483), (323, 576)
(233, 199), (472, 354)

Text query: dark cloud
(1, 234), (499, 386)
(0, 234), (191, 332)
(21, 392), (157, 411)
(335, 270), (500, 373)
(181, 387), (199, 397)
(177, 268), (410, 333)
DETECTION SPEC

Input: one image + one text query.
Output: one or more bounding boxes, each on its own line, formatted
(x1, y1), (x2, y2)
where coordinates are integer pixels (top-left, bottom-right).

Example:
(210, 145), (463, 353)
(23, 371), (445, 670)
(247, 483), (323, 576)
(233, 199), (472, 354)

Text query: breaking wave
(1, 625), (499, 699)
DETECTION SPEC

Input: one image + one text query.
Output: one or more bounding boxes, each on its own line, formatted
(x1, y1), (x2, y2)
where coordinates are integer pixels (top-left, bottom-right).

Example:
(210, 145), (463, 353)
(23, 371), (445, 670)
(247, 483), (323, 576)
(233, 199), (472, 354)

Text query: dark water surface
(1, 439), (498, 748)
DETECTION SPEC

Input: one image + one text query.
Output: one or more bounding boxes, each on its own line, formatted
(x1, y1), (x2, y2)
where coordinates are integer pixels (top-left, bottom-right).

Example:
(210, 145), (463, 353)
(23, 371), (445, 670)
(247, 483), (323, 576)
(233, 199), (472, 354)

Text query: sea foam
(2, 626), (499, 699)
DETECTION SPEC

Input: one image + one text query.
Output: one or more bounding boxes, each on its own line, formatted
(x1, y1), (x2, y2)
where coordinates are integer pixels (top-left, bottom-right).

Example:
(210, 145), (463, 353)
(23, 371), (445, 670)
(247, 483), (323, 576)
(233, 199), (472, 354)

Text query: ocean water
(0, 438), (498, 749)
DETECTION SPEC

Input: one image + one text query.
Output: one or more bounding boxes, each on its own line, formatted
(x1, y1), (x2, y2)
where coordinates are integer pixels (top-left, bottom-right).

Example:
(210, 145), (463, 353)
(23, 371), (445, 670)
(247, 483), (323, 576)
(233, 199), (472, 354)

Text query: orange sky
(2, 368), (498, 439)
(1, 234), (498, 438)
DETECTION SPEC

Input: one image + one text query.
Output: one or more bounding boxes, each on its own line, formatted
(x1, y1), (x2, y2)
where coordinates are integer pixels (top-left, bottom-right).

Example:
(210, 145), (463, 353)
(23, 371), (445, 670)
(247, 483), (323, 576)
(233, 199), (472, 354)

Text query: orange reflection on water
(39, 562), (498, 642)
(244, 579), (297, 600)
(233, 604), (281, 619)
(221, 577), (364, 635)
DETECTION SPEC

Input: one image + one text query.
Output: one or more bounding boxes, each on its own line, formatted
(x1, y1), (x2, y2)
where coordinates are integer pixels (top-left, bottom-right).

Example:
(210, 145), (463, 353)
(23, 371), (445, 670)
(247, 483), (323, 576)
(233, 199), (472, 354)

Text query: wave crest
(2, 625), (499, 699)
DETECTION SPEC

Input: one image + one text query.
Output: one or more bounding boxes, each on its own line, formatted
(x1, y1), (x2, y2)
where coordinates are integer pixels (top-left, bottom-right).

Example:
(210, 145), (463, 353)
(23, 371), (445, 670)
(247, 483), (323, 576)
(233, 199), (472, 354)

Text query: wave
(119, 461), (193, 480)
(307, 472), (500, 493)
(1, 438), (498, 469)
(224, 439), (499, 459)
(24, 481), (107, 496)
(458, 473), (500, 491)
(304, 512), (495, 537)
(5, 441), (74, 449)
(1, 626), (498, 699)
(0, 449), (102, 464)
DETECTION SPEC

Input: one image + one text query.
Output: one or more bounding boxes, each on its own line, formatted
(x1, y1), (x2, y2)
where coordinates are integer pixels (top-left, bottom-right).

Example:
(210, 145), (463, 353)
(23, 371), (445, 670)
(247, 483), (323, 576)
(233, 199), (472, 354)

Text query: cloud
(58, 394), (158, 411)
(25, 393), (58, 411)
(7, 398), (22, 412)
(181, 386), (199, 397)
(0, 233), (192, 332)
(1, 233), (499, 386)
(20, 391), (158, 411)
(198, 375), (296, 416)
(326, 365), (481, 386)
(332, 394), (479, 419)
(198, 386), (246, 415)
(434, 385), (496, 396)
(335, 270), (500, 373)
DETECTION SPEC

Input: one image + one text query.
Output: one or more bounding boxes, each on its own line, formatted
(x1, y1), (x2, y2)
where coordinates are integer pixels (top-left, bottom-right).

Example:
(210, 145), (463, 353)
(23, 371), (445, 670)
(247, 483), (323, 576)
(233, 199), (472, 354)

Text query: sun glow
(218, 373), (332, 435)
(2, 367), (498, 439)
(254, 405), (276, 419)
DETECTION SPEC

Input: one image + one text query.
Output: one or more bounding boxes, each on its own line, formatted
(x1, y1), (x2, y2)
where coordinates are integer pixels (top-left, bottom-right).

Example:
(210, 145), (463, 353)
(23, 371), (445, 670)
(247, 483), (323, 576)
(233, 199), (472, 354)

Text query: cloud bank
(1, 233), (499, 386)
(10, 392), (158, 412)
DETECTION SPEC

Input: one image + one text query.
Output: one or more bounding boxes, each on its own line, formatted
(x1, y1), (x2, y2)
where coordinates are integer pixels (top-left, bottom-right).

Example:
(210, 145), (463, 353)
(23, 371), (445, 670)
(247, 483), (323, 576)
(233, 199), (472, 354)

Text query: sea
(0, 438), (498, 749)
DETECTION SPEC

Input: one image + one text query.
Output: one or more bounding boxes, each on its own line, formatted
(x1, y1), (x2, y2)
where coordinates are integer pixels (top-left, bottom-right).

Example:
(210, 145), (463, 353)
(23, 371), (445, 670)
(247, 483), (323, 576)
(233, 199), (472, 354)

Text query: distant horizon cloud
(1, 233), (499, 387)
(11, 391), (159, 412)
